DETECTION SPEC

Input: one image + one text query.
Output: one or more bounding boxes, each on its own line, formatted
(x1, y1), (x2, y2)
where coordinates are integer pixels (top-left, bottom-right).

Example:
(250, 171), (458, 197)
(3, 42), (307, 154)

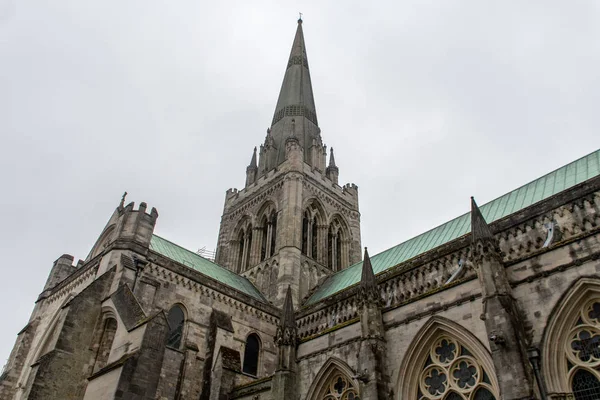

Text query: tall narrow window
(261, 217), (267, 262)
(328, 226), (333, 269)
(93, 317), (117, 373)
(242, 333), (261, 376)
(302, 212), (309, 255)
(311, 216), (318, 260)
(167, 305), (185, 349)
(335, 234), (342, 271)
(270, 213), (277, 257)
(237, 230), (245, 273)
(245, 226), (253, 271)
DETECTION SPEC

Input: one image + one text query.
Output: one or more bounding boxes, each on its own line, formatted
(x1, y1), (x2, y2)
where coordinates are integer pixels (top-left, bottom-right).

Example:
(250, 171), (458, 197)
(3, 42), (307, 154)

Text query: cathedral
(2, 18), (600, 400)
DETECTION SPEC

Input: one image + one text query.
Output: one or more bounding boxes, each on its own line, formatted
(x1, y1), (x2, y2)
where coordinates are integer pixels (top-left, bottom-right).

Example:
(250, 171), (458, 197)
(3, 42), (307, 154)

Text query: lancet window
(242, 333), (261, 376)
(92, 316), (117, 373)
(327, 218), (347, 271)
(166, 305), (185, 349)
(564, 299), (600, 399)
(236, 224), (253, 272)
(417, 337), (498, 400)
(301, 201), (326, 264)
(259, 209), (278, 262)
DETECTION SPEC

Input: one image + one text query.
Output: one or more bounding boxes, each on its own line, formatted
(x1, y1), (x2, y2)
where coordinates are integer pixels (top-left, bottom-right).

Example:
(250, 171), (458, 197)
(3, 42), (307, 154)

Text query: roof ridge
(152, 234), (223, 268)
(306, 148), (600, 305)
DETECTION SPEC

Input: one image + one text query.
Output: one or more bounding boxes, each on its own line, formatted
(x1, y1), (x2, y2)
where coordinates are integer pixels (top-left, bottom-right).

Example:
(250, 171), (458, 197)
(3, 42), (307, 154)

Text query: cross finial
(120, 191), (127, 208)
(298, 12), (303, 23)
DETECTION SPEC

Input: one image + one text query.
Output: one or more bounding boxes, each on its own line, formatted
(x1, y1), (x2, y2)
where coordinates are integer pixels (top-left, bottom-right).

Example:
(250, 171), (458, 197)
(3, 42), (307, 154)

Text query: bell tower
(215, 18), (362, 307)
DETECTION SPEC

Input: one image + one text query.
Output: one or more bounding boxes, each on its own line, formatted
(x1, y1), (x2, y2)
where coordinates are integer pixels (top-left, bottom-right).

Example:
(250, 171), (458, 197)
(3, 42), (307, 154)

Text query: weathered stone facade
(2, 18), (600, 400)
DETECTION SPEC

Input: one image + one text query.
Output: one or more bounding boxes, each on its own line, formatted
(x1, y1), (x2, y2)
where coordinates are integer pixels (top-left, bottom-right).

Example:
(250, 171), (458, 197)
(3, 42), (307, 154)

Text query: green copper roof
(306, 149), (600, 305)
(150, 235), (265, 302)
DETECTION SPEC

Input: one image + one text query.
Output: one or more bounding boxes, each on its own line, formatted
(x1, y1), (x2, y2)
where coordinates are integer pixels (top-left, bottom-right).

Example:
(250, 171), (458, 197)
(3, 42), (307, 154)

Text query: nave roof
(306, 149), (600, 305)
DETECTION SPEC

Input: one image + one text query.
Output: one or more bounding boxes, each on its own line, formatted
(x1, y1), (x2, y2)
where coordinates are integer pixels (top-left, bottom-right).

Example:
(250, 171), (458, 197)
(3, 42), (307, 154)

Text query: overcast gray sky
(1, 0), (599, 366)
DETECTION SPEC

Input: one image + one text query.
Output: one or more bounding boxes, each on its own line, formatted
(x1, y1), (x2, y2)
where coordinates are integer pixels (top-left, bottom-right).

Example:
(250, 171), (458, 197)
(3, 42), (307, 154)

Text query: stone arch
(91, 309), (118, 373)
(166, 303), (188, 349)
(232, 216), (254, 272)
(305, 357), (360, 400)
(242, 332), (262, 377)
(327, 214), (351, 271)
(541, 276), (600, 395)
(89, 224), (116, 259)
(256, 200), (279, 261)
(14, 294), (75, 395)
(302, 198), (327, 263)
(397, 316), (499, 399)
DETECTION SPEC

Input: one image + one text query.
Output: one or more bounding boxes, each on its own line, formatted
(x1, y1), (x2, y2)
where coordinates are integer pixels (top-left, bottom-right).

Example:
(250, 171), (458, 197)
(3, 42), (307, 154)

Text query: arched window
(237, 230), (245, 272)
(565, 299), (600, 398)
(311, 216), (318, 258)
(261, 216), (268, 262)
(270, 212), (277, 257)
(167, 305), (185, 349)
(245, 226), (253, 271)
(306, 359), (360, 400)
(93, 317), (117, 372)
(302, 211), (309, 255)
(416, 336), (497, 400)
(242, 333), (261, 376)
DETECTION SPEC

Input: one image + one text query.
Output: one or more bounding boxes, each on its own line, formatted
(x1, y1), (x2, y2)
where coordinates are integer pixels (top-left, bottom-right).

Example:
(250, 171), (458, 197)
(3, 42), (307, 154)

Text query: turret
(41, 254), (77, 295)
(245, 147), (258, 187)
(326, 147), (339, 184)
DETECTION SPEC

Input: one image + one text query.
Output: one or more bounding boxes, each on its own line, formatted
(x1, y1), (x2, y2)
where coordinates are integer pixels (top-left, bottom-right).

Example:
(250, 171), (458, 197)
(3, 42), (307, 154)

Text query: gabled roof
(306, 149), (600, 305)
(149, 235), (266, 302)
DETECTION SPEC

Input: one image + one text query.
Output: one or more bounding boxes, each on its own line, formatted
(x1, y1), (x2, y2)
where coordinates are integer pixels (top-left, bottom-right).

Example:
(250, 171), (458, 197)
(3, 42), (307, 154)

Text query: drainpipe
(527, 347), (548, 400)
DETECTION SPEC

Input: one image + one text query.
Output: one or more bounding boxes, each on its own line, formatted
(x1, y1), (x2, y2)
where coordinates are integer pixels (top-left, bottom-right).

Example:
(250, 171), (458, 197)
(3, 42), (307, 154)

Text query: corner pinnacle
(471, 197), (493, 242)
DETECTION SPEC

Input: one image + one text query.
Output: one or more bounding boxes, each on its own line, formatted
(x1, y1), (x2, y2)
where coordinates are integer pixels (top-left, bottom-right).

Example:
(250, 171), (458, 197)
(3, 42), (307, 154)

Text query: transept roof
(306, 148), (600, 305)
(149, 235), (266, 301)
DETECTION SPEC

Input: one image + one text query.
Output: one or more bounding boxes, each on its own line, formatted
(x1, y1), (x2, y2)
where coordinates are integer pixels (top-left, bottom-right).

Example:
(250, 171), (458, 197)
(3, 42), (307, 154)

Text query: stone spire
(358, 248), (380, 306)
(276, 286), (297, 346)
(249, 147), (257, 168)
(328, 147), (337, 168)
(272, 286), (298, 397)
(326, 147), (339, 184)
(261, 18), (321, 173)
(245, 147), (258, 187)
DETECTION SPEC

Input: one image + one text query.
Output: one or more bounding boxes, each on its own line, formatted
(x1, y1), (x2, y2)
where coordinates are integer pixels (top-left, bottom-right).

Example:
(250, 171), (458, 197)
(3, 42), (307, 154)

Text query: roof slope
(150, 235), (265, 302)
(306, 149), (600, 305)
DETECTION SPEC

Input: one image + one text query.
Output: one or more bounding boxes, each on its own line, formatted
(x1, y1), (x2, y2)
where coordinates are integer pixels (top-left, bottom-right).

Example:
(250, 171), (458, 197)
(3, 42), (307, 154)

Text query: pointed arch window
(242, 333), (261, 376)
(167, 305), (185, 349)
(319, 373), (359, 399)
(92, 316), (117, 373)
(237, 230), (246, 272)
(416, 337), (498, 400)
(261, 216), (268, 262)
(327, 221), (346, 272)
(302, 211), (309, 255)
(270, 211), (277, 257)
(562, 298), (600, 399)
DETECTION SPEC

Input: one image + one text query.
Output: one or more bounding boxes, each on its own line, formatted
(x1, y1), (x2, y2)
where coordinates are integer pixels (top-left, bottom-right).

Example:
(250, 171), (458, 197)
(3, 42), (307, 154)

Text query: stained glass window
(320, 373), (359, 400)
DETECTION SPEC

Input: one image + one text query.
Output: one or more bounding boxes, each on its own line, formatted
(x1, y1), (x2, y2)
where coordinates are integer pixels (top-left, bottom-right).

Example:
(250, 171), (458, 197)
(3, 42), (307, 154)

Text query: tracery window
(565, 299), (600, 399)
(417, 337), (497, 400)
(320, 372), (359, 400)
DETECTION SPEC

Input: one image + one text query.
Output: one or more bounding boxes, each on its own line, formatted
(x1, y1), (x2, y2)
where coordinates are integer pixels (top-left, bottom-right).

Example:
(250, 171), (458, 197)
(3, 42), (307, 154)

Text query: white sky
(1, 0), (599, 366)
